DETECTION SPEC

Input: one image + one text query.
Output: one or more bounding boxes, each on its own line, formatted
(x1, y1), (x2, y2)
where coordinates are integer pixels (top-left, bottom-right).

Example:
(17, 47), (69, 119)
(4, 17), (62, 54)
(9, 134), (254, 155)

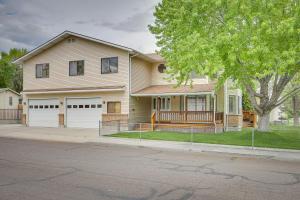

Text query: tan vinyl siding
(22, 36), (130, 117)
(23, 36), (129, 90)
(129, 96), (152, 123)
(151, 63), (209, 85)
(130, 57), (152, 93)
(129, 57), (152, 122)
(171, 96), (181, 111)
(151, 63), (176, 85)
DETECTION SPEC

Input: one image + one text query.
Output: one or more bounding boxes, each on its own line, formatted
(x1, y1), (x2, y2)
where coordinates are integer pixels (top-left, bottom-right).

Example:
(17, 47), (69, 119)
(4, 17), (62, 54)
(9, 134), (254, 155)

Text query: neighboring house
(14, 31), (242, 130)
(0, 88), (20, 109)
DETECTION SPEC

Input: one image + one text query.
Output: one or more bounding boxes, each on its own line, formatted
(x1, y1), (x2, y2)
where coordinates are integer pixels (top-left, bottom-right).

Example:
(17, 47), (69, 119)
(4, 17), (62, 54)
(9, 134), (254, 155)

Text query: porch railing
(157, 111), (223, 123)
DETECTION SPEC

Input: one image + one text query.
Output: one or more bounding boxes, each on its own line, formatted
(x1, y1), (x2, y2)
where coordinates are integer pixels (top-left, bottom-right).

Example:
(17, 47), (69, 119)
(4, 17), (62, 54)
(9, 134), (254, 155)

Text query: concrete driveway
(0, 125), (99, 141)
(0, 137), (299, 200)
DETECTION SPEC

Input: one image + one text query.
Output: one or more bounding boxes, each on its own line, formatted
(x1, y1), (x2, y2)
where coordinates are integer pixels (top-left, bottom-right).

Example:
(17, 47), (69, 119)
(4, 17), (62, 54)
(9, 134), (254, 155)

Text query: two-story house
(14, 31), (242, 131)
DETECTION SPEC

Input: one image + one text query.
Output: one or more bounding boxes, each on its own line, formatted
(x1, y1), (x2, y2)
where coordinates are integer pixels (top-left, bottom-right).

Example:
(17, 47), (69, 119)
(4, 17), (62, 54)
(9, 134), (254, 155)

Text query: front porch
(151, 95), (223, 125)
(130, 83), (242, 132)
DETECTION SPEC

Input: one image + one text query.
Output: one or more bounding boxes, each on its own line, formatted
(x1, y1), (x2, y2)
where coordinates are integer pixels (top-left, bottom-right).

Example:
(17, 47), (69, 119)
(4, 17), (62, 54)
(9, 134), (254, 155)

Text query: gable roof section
(131, 83), (215, 96)
(0, 88), (20, 96)
(13, 31), (160, 64)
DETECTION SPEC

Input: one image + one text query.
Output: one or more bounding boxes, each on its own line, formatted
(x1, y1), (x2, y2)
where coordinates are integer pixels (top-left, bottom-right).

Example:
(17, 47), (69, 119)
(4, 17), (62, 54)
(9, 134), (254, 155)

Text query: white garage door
(66, 98), (102, 128)
(28, 99), (59, 127)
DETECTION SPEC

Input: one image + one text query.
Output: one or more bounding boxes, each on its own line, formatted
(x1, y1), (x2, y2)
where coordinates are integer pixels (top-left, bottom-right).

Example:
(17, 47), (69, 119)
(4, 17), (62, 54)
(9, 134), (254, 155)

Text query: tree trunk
(257, 113), (270, 132)
(293, 95), (300, 126)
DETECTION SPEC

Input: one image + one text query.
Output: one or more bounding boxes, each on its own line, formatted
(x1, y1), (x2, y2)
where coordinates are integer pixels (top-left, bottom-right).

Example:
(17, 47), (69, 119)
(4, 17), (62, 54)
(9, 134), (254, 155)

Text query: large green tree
(149, 0), (300, 132)
(0, 48), (27, 93)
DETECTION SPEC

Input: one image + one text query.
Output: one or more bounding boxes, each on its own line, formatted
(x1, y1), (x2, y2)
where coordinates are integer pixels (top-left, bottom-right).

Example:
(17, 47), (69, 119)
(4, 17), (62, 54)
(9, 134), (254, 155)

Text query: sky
(0, 0), (160, 53)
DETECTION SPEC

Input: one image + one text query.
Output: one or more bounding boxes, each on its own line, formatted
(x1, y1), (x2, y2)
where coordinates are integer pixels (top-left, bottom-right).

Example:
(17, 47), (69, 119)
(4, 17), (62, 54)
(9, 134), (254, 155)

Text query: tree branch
(275, 86), (300, 107)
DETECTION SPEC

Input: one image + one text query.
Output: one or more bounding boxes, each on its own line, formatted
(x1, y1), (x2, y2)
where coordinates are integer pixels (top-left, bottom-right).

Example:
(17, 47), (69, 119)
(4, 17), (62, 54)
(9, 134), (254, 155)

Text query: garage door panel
(66, 98), (102, 128)
(28, 99), (59, 127)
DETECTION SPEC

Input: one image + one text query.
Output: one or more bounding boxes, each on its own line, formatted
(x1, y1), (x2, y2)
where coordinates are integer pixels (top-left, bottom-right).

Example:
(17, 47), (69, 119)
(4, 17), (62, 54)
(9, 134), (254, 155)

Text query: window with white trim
(101, 57), (118, 74)
(229, 95), (236, 114)
(187, 95), (206, 111)
(160, 97), (170, 111)
(69, 60), (84, 76)
(36, 63), (49, 78)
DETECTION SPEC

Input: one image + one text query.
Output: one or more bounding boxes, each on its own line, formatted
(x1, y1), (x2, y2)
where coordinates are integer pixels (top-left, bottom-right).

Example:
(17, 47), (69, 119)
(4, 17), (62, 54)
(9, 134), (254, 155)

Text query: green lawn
(109, 127), (300, 150)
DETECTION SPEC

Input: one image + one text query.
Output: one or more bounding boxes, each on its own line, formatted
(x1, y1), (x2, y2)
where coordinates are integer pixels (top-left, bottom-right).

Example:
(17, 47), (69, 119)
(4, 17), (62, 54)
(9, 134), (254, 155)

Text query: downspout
(128, 52), (138, 123)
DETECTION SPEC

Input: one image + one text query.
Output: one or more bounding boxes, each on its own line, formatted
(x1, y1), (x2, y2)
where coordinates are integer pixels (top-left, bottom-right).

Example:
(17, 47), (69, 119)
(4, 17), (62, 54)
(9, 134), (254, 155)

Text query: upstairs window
(101, 57), (118, 74)
(36, 63), (49, 78)
(69, 60), (84, 76)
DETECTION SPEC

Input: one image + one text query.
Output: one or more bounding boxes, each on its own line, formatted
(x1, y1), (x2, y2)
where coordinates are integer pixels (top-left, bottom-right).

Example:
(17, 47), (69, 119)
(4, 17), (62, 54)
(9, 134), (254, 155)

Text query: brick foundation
(102, 114), (128, 123)
(227, 115), (243, 127)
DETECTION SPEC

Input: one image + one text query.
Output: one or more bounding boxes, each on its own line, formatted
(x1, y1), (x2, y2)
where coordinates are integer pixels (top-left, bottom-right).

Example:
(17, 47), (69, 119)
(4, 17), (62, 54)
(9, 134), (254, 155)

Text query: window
(69, 60), (84, 76)
(187, 96), (206, 111)
(158, 64), (166, 73)
(238, 96), (241, 114)
(210, 95), (214, 111)
(152, 98), (156, 110)
(101, 57), (118, 74)
(229, 95), (236, 114)
(159, 97), (170, 111)
(107, 102), (121, 113)
(36, 63), (49, 78)
(9, 96), (12, 106)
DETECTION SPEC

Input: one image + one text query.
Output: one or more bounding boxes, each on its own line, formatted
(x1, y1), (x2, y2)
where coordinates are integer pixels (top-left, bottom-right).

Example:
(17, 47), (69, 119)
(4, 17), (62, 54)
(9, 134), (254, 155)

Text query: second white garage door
(66, 98), (102, 128)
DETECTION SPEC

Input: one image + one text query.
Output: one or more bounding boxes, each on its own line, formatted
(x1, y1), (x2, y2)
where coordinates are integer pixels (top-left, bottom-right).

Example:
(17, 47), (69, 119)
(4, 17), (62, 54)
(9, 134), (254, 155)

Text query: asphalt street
(0, 137), (299, 200)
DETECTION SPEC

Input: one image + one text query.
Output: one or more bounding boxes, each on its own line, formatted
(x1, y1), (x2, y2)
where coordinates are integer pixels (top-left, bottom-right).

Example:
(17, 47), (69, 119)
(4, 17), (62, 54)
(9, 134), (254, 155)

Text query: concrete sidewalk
(0, 125), (299, 161)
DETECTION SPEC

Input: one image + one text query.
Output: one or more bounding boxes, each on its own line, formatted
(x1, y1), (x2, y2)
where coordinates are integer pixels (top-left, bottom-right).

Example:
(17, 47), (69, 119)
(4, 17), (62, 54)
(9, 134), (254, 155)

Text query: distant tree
(149, 0), (300, 132)
(0, 48), (27, 92)
(281, 72), (300, 126)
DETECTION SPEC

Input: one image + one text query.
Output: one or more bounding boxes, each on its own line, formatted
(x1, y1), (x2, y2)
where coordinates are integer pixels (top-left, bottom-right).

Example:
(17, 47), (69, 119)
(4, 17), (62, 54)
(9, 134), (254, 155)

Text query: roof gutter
(131, 91), (214, 97)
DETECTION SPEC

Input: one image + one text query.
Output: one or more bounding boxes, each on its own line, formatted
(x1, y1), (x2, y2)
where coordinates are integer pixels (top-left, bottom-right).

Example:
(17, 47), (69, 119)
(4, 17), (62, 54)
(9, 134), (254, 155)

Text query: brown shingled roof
(132, 83), (215, 96)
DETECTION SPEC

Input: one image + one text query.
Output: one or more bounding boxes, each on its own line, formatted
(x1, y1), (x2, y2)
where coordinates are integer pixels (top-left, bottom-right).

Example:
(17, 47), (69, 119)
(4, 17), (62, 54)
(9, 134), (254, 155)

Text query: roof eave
(13, 31), (135, 65)
(131, 91), (214, 97)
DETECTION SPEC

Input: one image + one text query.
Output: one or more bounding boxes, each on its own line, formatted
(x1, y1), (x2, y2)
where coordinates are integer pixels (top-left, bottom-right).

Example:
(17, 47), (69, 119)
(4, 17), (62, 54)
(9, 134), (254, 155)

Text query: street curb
(0, 133), (299, 161)
(94, 137), (300, 161)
